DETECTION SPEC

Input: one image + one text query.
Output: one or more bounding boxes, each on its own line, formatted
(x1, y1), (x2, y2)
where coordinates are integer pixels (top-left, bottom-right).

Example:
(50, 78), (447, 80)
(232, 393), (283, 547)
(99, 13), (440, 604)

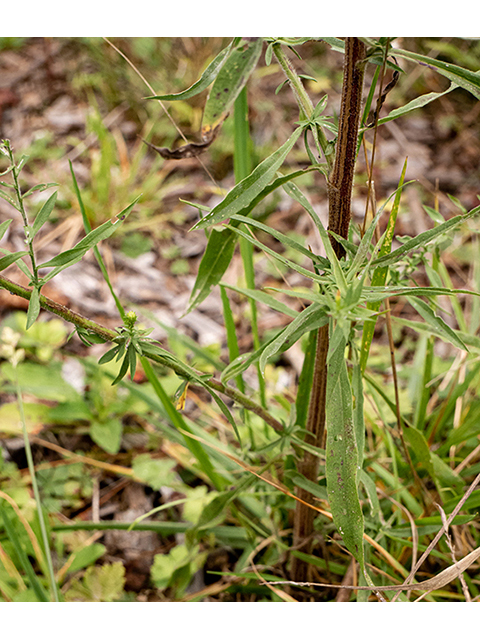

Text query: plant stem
(0, 274), (284, 433)
(291, 38), (366, 583)
(4, 140), (38, 283)
(272, 43), (333, 170)
(15, 367), (59, 601)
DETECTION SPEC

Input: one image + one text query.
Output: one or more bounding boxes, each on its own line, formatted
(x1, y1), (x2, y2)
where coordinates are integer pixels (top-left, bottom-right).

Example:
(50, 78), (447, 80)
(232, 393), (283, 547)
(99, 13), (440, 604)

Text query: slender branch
(272, 43), (333, 170)
(0, 273), (284, 433)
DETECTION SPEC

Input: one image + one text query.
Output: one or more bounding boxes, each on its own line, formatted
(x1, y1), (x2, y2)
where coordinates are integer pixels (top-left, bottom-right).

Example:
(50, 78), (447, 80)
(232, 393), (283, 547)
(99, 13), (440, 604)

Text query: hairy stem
(291, 38), (366, 583)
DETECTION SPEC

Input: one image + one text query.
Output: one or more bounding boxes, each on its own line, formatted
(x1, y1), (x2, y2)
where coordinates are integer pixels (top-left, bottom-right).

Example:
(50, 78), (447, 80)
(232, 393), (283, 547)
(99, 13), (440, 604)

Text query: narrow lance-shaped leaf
(326, 327), (365, 571)
(391, 46), (480, 100)
(221, 282), (299, 318)
(186, 166), (321, 313)
(259, 303), (329, 375)
(31, 191), (57, 238)
(0, 218), (12, 240)
(201, 38), (263, 139)
(192, 127), (303, 230)
(372, 83), (458, 127)
(0, 250), (29, 272)
(186, 227), (236, 314)
(146, 42), (233, 102)
(408, 296), (467, 352)
(26, 285), (41, 329)
(38, 197), (140, 281)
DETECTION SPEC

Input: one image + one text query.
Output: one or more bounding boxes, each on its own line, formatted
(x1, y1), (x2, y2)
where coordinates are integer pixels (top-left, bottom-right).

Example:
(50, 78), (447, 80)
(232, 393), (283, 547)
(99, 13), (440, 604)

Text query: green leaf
(295, 329), (317, 429)
(26, 286), (41, 329)
(326, 330), (365, 570)
(408, 297), (467, 352)
(0, 250), (29, 272)
(38, 197), (139, 280)
(90, 418), (123, 455)
(259, 302), (329, 374)
(402, 425), (435, 478)
(67, 543), (106, 575)
(186, 167), (320, 313)
(357, 469), (380, 518)
(0, 188), (19, 209)
(373, 83), (458, 127)
(132, 454), (177, 491)
(192, 127), (303, 230)
(221, 282), (299, 318)
(147, 42), (233, 101)
(391, 46), (480, 100)
(98, 346), (120, 365)
(111, 352), (130, 385)
(186, 227), (236, 313)
(0, 218), (12, 240)
(229, 213), (323, 267)
(202, 38), (263, 137)
(65, 563), (125, 602)
(360, 159), (407, 372)
(226, 223), (325, 285)
(371, 207), (480, 271)
(31, 191), (57, 238)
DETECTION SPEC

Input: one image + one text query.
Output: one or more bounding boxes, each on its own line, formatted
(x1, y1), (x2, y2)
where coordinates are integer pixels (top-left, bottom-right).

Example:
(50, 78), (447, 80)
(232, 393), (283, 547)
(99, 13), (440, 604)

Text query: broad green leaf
(326, 330), (365, 570)
(0, 250), (29, 272)
(186, 227), (236, 313)
(147, 42), (233, 101)
(192, 127), (303, 230)
(31, 191), (57, 238)
(132, 454), (176, 491)
(38, 197), (139, 281)
(202, 38), (263, 138)
(65, 563), (125, 602)
(408, 297), (467, 352)
(391, 46), (480, 100)
(90, 418), (123, 454)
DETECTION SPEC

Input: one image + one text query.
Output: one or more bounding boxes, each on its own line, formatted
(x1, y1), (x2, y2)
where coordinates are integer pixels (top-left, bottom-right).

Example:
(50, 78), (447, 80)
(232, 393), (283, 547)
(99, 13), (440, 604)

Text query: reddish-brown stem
(291, 38), (366, 583)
